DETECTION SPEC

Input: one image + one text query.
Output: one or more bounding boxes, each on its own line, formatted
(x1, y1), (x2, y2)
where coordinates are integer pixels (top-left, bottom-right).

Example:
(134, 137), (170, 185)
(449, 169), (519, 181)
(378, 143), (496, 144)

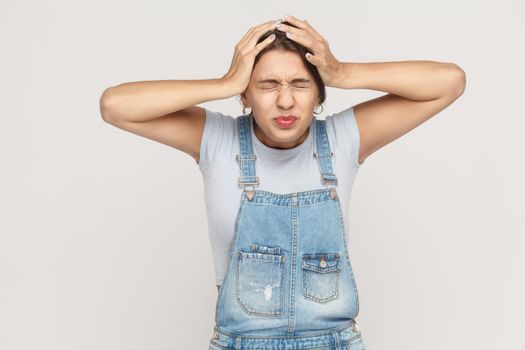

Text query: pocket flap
(302, 253), (341, 273)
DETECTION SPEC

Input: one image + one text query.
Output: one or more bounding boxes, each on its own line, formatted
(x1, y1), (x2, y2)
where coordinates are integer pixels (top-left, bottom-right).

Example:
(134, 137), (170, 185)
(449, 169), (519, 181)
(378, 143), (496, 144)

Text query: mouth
(274, 115), (298, 128)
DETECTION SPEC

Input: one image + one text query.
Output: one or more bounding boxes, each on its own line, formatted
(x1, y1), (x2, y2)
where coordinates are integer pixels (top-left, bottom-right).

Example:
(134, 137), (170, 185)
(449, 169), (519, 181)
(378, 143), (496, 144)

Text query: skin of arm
(333, 61), (466, 164)
(98, 20), (279, 161)
(333, 60), (466, 101)
(100, 20), (279, 124)
(99, 78), (239, 123)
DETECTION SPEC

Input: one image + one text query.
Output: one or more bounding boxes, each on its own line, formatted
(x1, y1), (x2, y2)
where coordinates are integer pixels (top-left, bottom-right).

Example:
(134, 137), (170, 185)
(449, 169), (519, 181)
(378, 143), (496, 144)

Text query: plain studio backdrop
(1, 0), (524, 349)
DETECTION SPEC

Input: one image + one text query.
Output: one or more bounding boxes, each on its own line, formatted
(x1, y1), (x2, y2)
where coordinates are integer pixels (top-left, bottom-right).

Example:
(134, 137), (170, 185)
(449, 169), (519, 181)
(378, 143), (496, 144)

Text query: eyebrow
(257, 78), (312, 84)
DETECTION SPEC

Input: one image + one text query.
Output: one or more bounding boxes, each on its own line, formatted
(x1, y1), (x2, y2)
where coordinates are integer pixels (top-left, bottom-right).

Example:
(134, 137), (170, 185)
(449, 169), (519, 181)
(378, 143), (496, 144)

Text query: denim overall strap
(236, 115), (259, 200)
(313, 117), (338, 188)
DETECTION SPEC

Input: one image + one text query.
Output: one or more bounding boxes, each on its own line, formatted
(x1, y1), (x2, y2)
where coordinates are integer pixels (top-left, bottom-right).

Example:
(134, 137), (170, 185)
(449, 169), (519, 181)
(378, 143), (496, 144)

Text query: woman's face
(242, 49), (320, 149)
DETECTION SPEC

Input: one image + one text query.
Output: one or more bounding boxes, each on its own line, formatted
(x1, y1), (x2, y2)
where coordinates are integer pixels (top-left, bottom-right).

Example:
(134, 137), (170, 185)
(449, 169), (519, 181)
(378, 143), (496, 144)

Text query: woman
(100, 15), (466, 350)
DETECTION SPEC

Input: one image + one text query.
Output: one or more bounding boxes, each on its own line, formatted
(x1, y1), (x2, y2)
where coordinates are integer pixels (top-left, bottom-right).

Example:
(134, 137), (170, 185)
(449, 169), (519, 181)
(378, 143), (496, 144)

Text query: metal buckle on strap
(236, 154), (257, 161)
(238, 176), (259, 187)
(238, 176), (259, 201)
(313, 151), (333, 158)
(320, 174), (338, 186)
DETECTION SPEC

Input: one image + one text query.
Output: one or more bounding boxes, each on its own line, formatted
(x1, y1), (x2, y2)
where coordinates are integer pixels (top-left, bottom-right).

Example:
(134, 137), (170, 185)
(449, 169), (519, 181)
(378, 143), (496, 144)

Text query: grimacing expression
(242, 49), (320, 150)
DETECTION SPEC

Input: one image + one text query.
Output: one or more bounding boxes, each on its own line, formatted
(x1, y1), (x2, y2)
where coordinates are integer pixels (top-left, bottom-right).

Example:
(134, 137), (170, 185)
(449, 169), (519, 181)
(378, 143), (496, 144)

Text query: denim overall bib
(209, 114), (365, 350)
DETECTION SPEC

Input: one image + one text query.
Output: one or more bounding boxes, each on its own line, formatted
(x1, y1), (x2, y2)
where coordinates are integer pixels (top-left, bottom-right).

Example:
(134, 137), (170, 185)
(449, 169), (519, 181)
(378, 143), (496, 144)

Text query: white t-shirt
(197, 106), (363, 286)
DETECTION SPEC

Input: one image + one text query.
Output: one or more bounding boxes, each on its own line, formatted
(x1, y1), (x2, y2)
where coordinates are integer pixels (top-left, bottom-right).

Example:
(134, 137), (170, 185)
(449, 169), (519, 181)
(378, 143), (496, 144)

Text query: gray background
(1, 0), (524, 349)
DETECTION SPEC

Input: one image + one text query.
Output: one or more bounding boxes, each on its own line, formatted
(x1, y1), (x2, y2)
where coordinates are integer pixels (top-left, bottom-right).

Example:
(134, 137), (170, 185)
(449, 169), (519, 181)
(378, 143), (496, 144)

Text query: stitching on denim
(287, 199), (299, 333)
(334, 197), (360, 315)
(214, 193), (246, 324)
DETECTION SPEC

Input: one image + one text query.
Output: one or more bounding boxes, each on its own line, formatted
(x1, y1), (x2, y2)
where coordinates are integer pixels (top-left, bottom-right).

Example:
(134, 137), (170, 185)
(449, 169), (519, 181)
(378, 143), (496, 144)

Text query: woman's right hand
(221, 20), (280, 94)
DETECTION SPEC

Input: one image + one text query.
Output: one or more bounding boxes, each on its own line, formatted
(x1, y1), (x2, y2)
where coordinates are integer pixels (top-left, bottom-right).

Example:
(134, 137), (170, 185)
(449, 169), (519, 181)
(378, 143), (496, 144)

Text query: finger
(252, 33), (277, 55)
(284, 15), (324, 41)
(282, 15), (325, 42)
(237, 21), (272, 47)
(276, 22), (318, 51)
(243, 20), (279, 51)
(239, 21), (277, 49)
(247, 20), (279, 39)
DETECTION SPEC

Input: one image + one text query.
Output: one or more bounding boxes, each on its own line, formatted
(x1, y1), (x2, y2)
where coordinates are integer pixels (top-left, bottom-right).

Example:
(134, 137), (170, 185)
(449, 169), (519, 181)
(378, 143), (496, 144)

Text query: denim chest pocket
(236, 244), (285, 317)
(302, 253), (342, 303)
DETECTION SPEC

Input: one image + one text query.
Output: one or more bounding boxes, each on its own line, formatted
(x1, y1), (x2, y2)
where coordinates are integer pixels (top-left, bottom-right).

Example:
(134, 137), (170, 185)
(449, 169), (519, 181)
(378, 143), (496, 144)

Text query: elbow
(448, 63), (467, 98)
(99, 87), (117, 123)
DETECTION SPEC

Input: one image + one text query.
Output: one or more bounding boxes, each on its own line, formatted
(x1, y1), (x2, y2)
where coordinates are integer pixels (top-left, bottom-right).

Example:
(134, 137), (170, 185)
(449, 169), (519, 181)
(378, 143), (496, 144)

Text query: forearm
(99, 78), (238, 123)
(335, 60), (465, 101)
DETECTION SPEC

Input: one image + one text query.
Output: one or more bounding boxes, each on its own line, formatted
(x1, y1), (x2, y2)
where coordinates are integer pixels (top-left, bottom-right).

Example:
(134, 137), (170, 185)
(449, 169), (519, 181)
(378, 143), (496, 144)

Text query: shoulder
(323, 106), (362, 168)
(202, 108), (236, 147)
(204, 108), (236, 129)
(324, 105), (357, 134)
(198, 108), (237, 172)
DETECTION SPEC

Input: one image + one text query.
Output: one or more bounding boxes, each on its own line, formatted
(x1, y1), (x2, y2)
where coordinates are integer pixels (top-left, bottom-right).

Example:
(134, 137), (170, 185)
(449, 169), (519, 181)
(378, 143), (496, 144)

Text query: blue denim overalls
(209, 114), (366, 350)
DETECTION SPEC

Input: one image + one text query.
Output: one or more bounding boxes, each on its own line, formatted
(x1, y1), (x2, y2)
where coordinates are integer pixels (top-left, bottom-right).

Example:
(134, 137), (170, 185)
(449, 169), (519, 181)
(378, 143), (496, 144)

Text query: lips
(274, 115), (298, 128)
(274, 115), (297, 121)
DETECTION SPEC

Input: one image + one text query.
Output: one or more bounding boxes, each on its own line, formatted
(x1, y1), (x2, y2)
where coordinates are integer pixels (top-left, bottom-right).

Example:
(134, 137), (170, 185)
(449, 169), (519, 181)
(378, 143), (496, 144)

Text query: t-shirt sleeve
(326, 105), (363, 169)
(197, 108), (235, 173)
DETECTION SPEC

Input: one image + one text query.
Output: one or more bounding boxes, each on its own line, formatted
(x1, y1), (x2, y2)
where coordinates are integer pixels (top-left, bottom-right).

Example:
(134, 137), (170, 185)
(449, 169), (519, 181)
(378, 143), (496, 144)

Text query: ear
(240, 92), (251, 108)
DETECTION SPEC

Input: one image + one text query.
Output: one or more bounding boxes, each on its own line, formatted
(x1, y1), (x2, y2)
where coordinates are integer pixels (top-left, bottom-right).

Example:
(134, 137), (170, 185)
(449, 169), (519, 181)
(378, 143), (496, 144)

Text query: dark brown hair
(250, 20), (327, 105)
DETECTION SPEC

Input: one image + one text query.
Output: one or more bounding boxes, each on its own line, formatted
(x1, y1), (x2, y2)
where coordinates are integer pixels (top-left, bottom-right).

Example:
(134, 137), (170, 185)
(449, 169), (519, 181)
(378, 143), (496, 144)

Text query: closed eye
(260, 84), (279, 90)
(260, 83), (311, 90)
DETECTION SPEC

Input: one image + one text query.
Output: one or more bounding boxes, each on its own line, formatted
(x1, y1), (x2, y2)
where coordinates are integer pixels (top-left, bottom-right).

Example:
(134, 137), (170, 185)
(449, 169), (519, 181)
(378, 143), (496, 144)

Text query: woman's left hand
(276, 15), (344, 87)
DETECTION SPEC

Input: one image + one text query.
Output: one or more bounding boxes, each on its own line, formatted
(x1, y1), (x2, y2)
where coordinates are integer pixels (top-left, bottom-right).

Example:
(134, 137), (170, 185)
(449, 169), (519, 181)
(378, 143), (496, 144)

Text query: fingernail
(269, 34), (275, 40)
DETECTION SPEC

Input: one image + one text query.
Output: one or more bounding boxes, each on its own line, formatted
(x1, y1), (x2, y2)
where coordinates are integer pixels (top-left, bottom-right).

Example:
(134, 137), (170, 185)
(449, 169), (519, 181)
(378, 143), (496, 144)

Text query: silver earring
(243, 106), (252, 115)
(313, 104), (324, 115)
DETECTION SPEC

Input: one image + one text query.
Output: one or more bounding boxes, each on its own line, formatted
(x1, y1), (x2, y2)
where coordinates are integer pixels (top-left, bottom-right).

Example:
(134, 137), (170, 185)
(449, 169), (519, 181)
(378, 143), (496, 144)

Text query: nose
(276, 84), (295, 110)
